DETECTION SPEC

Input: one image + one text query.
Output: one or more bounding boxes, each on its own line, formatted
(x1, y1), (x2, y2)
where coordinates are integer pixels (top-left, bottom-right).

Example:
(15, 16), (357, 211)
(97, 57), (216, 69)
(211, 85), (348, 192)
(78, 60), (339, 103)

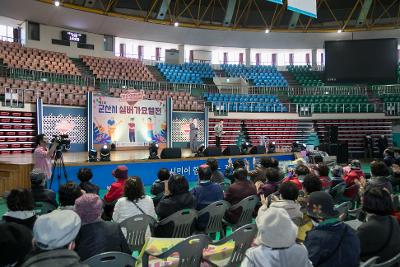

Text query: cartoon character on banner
(128, 118), (136, 143)
(107, 117), (123, 142)
(93, 119), (111, 144)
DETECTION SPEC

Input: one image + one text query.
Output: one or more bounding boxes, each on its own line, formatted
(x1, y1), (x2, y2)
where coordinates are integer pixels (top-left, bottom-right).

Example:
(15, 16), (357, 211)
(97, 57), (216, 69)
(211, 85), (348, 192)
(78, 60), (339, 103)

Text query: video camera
(51, 134), (71, 151)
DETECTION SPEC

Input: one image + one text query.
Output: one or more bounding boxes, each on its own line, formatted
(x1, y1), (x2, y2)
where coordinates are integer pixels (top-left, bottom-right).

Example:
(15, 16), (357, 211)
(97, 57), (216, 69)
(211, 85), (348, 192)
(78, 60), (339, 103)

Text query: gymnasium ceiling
(38, 0), (400, 32)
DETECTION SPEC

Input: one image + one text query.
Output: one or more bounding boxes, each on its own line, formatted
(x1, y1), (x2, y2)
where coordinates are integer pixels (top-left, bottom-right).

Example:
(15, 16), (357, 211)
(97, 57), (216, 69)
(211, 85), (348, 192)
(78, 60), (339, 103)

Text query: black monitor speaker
(249, 145), (266, 154)
(204, 146), (222, 157)
(160, 148), (181, 159)
(223, 145), (241, 156)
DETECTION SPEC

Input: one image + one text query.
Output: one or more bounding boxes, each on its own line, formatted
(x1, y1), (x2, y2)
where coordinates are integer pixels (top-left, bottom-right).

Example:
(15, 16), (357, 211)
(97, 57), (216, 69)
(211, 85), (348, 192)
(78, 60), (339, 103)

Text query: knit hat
(255, 207), (298, 248)
(74, 193), (103, 224)
(33, 210), (81, 250)
(0, 222), (33, 266)
(306, 191), (339, 219)
(30, 168), (46, 185)
(112, 165), (128, 180)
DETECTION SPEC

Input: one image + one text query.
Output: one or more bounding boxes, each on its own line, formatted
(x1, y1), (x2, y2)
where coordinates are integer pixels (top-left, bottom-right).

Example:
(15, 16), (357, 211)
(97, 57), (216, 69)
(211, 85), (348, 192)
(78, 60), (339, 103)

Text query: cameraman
(33, 134), (59, 183)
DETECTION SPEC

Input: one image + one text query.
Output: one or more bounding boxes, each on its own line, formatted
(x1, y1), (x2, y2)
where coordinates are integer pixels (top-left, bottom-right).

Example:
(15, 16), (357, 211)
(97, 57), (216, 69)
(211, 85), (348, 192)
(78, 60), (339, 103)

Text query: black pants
(216, 136), (221, 147)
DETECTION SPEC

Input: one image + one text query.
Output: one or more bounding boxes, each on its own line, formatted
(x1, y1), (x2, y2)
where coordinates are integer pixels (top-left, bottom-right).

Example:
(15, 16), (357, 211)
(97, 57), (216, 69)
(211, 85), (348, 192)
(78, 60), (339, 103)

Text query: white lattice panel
(43, 114), (87, 144)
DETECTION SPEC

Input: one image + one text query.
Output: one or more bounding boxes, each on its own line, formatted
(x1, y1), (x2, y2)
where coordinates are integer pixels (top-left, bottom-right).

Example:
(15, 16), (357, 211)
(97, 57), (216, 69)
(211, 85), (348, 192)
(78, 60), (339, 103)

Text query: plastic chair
(329, 182), (346, 203)
(83, 252), (136, 267)
(142, 234), (209, 267)
(197, 200), (230, 238)
(119, 214), (156, 251)
(335, 201), (351, 216)
(156, 209), (198, 238)
(33, 201), (56, 215)
(219, 182), (231, 192)
(373, 252), (400, 267)
(204, 224), (257, 267)
(224, 195), (258, 230)
(360, 256), (380, 267)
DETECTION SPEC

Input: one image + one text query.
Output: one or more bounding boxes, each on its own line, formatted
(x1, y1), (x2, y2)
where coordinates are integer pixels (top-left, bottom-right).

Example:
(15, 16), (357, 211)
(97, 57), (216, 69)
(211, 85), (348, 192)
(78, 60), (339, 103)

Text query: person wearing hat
(241, 207), (312, 267)
(30, 168), (58, 208)
(343, 160), (365, 199)
(0, 222), (33, 267)
(74, 194), (131, 261)
(20, 210), (88, 267)
(104, 165), (129, 203)
(304, 191), (360, 267)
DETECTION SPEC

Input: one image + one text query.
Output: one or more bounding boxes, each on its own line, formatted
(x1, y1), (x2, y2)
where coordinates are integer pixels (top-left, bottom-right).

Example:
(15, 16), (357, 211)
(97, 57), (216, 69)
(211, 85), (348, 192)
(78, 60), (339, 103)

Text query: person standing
(189, 119), (199, 153)
(214, 120), (224, 147)
(128, 118), (136, 143)
(33, 134), (58, 183)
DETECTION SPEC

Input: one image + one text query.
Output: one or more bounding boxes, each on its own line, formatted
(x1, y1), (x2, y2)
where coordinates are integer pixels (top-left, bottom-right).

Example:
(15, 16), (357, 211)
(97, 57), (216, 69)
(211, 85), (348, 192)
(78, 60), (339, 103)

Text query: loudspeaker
(325, 126), (338, 143)
(250, 145), (266, 154)
(329, 142), (348, 164)
(223, 145), (241, 156)
(204, 146), (222, 157)
(160, 148), (181, 159)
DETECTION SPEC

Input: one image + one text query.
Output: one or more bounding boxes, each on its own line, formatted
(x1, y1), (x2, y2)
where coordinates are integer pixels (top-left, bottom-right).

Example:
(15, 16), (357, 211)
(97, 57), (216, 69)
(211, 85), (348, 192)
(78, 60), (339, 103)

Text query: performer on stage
(214, 120), (224, 147)
(189, 119), (199, 153)
(33, 134), (58, 182)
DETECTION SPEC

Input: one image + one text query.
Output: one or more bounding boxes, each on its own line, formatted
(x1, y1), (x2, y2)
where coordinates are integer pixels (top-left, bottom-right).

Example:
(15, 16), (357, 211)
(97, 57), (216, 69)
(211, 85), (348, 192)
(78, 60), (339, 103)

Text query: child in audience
(77, 168), (99, 195)
(3, 188), (37, 230)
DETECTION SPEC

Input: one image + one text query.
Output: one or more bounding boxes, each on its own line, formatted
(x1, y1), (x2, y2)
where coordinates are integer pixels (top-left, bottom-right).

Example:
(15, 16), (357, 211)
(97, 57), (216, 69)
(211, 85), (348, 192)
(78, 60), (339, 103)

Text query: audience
(206, 158), (225, 184)
(224, 159), (245, 183)
(3, 188), (37, 230)
(74, 194), (131, 261)
(357, 186), (400, 263)
(21, 210), (86, 267)
(104, 165), (129, 203)
(248, 157), (273, 183)
(343, 160), (365, 199)
(224, 168), (257, 224)
(383, 148), (395, 167)
(242, 207), (312, 267)
(317, 163), (332, 190)
(361, 161), (393, 194)
(77, 168), (99, 195)
(331, 165), (344, 187)
(394, 147), (400, 165)
(255, 167), (281, 197)
(30, 169), (58, 207)
(150, 168), (170, 206)
(304, 191), (360, 267)
(58, 182), (83, 210)
(282, 164), (309, 190)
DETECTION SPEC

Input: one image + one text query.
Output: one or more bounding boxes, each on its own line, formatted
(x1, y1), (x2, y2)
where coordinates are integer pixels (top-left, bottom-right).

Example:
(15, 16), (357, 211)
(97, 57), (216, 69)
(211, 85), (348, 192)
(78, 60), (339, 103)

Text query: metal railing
(371, 84), (400, 95)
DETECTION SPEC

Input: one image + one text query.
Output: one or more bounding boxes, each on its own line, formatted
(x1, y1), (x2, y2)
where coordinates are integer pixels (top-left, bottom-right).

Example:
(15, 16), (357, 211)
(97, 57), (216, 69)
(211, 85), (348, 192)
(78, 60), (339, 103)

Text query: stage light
(268, 142), (276, 153)
(301, 143), (307, 151)
(148, 142), (159, 159)
(292, 141), (300, 152)
(100, 145), (111, 161)
(174, 22), (179, 27)
(54, 0), (60, 6)
(195, 144), (205, 157)
(265, 29), (270, 34)
(110, 143), (116, 151)
(241, 142), (251, 155)
(337, 29), (342, 33)
(88, 149), (98, 162)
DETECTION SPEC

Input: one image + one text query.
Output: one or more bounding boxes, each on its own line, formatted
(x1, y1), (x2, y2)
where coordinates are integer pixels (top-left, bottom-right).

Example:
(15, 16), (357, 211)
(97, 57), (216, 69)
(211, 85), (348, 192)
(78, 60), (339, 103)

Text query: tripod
(49, 150), (69, 189)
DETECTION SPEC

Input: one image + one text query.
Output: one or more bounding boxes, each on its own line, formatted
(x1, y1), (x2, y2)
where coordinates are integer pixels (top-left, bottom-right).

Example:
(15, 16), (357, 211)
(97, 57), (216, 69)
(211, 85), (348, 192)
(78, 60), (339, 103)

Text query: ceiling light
(54, 0), (60, 6)
(337, 29), (342, 33)
(265, 29), (270, 34)
(174, 22), (179, 27)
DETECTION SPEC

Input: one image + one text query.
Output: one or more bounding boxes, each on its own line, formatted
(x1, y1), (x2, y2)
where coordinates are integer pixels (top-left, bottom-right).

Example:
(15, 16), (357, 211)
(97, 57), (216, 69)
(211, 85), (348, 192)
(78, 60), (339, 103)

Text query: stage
(0, 149), (295, 194)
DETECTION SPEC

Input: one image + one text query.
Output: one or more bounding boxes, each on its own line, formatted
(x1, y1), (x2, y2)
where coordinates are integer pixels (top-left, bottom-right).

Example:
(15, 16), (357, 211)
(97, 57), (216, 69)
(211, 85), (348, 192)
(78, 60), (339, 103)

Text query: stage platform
(0, 149), (295, 194)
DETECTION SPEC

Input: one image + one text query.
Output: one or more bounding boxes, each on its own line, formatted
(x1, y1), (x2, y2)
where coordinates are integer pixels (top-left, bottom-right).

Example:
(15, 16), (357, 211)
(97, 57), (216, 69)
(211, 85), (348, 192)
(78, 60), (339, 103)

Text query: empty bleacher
(156, 63), (215, 84)
(287, 65), (324, 87)
(80, 55), (155, 81)
(221, 64), (288, 87)
(205, 93), (288, 112)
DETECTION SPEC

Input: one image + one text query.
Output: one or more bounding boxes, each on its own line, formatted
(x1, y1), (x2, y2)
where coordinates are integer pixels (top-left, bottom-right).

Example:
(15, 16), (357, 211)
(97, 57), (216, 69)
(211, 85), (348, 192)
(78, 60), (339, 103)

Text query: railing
(371, 84), (400, 95)
(4, 87), (24, 107)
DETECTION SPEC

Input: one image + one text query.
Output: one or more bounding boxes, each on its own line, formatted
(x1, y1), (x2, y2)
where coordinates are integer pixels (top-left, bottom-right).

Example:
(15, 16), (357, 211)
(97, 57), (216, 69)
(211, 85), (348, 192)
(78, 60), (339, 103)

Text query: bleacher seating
(290, 95), (374, 113)
(156, 63), (214, 84)
(204, 93), (288, 112)
(80, 55), (156, 81)
(0, 40), (80, 76)
(110, 88), (204, 111)
(287, 65), (324, 86)
(221, 64), (288, 87)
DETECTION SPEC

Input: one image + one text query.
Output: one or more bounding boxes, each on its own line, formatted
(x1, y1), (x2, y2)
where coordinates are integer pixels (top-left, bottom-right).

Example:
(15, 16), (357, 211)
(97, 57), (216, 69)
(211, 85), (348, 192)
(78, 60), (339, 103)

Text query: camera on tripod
(51, 134), (71, 152)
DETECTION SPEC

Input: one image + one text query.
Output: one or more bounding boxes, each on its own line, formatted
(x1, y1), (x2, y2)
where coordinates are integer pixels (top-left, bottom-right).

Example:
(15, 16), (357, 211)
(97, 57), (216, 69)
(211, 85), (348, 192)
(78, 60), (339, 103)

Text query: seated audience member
(74, 194), (131, 261)
(357, 186), (400, 263)
(224, 168), (257, 224)
(394, 147), (400, 165)
(360, 161), (393, 194)
(206, 158), (225, 184)
(255, 167), (281, 197)
(150, 168), (170, 206)
(77, 168), (99, 195)
(3, 188), (37, 230)
(282, 164), (309, 190)
(343, 160), (365, 199)
(0, 222), (33, 267)
(224, 159), (245, 184)
(20, 210), (85, 267)
(304, 191), (360, 267)
(331, 165), (344, 187)
(155, 174), (196, 237)
(248, 157), (274, 183)
(104, 165), (129, 203)
(112, 177), (157, 230)
(242, 207), (312, 267)
(192, 165), (224, 210)
(58, 182), (83, 210)
(383, 148), (395, 167)
(258, 181), (302, 220)
(317, 163), (332, 190)
(30, 168), (58, 207)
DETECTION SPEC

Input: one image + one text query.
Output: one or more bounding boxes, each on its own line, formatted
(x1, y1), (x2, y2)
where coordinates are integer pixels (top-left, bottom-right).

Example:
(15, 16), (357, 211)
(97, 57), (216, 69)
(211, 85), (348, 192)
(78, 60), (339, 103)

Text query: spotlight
(195, 144), (205, 157)
(88, 149), (98, 162)
(241, 142), (251, 155)
(265, 29), (270, 34)
(100, 145), (111, 161)
(268, 141), (276, 153)
(174, 22), (179, 27)
(54, 0), (60, 6)
(110, 143), (116, 151)
(148, 142), (159, 159)
(292, 141), (301, 152)
(301, 143), (307, 151)
(337, 29), (342, 33)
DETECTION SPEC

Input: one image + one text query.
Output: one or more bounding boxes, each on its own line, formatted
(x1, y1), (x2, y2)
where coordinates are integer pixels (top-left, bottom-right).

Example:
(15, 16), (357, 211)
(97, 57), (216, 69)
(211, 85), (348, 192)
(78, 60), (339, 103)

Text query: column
(178, 44), (185, 64)
(312, 48), (317, 68)
(245, 48), (251, 67)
